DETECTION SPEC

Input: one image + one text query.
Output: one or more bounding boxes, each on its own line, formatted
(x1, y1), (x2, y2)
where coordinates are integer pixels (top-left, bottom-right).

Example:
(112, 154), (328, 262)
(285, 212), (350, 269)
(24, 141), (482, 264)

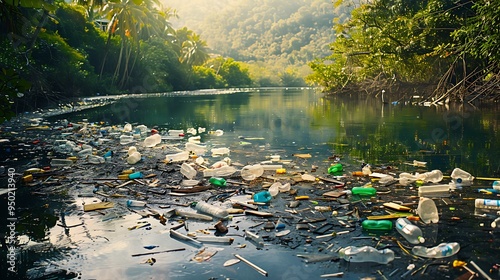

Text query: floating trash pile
(1, 118), (500, 279)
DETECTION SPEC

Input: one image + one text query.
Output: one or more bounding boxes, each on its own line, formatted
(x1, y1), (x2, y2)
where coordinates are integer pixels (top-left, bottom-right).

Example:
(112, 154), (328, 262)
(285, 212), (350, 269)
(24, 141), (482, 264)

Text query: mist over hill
(163, 0), (351, 80)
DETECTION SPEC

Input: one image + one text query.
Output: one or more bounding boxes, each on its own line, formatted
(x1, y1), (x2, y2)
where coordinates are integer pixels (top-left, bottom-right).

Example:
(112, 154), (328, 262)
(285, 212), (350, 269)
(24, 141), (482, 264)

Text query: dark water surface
(2, 88), (500, 279)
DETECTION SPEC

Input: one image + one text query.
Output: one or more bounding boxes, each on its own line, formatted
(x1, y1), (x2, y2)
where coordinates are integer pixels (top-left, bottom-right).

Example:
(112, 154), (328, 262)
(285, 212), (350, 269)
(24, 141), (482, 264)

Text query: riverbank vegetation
(307, 0), (500, 102)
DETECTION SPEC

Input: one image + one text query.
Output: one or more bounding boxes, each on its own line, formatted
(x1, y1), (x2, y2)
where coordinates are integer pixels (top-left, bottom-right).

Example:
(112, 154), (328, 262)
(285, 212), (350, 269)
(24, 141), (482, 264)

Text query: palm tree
(180, 33), (210, 67)
(73, 0), (104, 20)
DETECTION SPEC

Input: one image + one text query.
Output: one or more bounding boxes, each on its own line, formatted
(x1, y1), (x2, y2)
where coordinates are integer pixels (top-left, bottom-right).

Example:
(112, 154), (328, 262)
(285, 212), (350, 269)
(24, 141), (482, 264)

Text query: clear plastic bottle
(399, 172), (417, 186)
(88, 155), (105, 164)
(475, 198), (500, 210)
(77, 148), (93, 157)
(180, 163), (197, 179)
(416, 197), (439, 224)
(411, 242), (460, 258)
(194, 201), (229, 219)
(240, 164), (264, 180)
(450, 168), (474, 186)
(120, 135), (134, 145)
(418, 184), (451, 197)
(339, 246), (395, 264)
(202, 165), (237, 177)
(395, 218), (425, 244)
(417, 170), (444, 183)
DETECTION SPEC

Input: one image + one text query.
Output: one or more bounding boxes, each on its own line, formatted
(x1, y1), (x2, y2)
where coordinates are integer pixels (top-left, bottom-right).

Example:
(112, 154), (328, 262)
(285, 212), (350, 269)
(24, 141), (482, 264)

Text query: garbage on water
(3, 115), (499, 280)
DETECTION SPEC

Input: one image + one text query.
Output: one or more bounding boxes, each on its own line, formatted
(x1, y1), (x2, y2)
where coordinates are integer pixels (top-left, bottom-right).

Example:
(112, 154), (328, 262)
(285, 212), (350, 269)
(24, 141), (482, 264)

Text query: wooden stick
(131, 247), (186, 257)
(234, 254), (268, 277)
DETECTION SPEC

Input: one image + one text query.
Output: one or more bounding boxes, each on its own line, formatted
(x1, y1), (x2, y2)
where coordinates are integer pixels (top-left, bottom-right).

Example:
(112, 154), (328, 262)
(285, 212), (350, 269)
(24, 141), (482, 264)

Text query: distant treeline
(307, 0), (500, 103)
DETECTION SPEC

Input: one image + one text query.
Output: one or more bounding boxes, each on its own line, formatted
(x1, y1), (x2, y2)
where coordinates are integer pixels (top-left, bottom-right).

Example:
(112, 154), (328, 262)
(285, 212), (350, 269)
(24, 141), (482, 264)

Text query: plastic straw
(234, 254), (268, 277)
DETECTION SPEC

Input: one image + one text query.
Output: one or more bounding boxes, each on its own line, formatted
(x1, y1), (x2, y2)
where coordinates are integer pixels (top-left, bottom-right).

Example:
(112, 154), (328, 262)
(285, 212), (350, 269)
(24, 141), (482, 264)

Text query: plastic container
(268, 182), (281, 197)
(194, 201), (229, 219)
(168, 129), (184, 136)
(253, 191), (272, 203)
(51, 158), (74, 166)
(180, 163), (197, 179)
(416, 197), (439, 224)
(165, 151), (189, 162)
(361, 220), (393, 232)
(328, 163), (343, 175)
(339, 246), (395, 264)
(174, 209), (212, 221)
(123, 123), (132, 132)
(127, 151), (141, 164)
(395, 218), (425, 244)
(211, 147), (230, 156)
(127, 200), (146, 207)
(202, 165), (237, 177)
(240, 164), (264, 180)
(209, 177), (226, 187)
(450, 168), (474, 186)
(475, 199), (500, 210)
(418, 184), (451, 197)
(185, 142), (207, 155)
(362, 165), (372, 175)
(128, 146), (137, 155)
(195, 236), (234, 244)
(120, 135), (134, 145)
(143, 134), (161, 147)
(88, 155), (105, 164)
(261, 164), (283, 171)
(351, 186), (377, 197)
(416, 170), (444, 183)
(411, 242), (460, 258)
(77, 148), (93, 157)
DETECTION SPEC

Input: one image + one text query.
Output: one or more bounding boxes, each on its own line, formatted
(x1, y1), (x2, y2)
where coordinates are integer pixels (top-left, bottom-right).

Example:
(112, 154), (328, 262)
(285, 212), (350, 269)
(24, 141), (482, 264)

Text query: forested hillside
(164, 0), (351, 84)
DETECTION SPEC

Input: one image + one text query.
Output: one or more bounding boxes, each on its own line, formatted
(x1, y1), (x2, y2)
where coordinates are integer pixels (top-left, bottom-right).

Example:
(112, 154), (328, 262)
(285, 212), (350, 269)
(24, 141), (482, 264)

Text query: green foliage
(218, 58), (253, 88)
(0, 68), (31, 123)
(191, 66), (224, 89)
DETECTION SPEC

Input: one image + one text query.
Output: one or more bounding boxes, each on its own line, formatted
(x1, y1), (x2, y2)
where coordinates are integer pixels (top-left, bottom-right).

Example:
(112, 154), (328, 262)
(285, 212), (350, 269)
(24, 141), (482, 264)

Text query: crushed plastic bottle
(209, 177), (226, 187)
(361, 220), (393, 232)
(240, 164), (264, 181)
(339, 246), (395, 264)
(194, 201), (229, 219)
(185, 142), (207, 155)
(180, 163), (197, 179)
(202, 165), (237, 177)
(143, 134), (161, 147)
(450, 168), (474, 187)
(165, 151), (189, 162)
(127, 151), (141, 164)
(399, 172), (417, 186)
(211, 147), (230, 156)
(412, 242), (460, 258)
(416, 170), (443, 183)
(253, 191), (272, 203)
(120, 135), (134, 145)
(328, 163), (343, 175)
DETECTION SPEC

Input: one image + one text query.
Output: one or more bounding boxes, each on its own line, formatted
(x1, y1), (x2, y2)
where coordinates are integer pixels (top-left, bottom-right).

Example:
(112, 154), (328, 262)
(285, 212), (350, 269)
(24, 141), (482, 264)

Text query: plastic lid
(418, 236), (426, 243)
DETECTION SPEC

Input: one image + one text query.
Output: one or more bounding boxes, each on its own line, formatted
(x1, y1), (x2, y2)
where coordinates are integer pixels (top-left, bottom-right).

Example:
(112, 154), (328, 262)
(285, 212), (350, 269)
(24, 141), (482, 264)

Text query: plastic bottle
(180, 163), (197, 179)
(127, 151), (142, 164)
(416, 197), (439, 224)
(261, 164), (283, 171)
(88, 155), (105, 164)
(120, 135), (134, 145)
(209, 177), (227, 187)
(268, 182), (281, 197)
(143, 134), (161, 147)
(416, 170), (444, 183)
(195, 236), (234, 245)
(194, 201), (229, 219)
(362, 164), (372, 175)
(475, 199), (500, 210)
(245, 230), (264, 247)
(168, 129), (184, 136)
(399, 172), (417, 186)
(202, 165), (237, 177)
(211, 147), (230, 156)
(328, 163), (343, 175)
(240, 164), (264, 180)
(351, 186), (377, 197)
(418, 184), (451, 197)
(123, 123), (132, 132)
(253, 191), (272, 203)
(165, 151), (189, 162)
(51, 158), (74, 166)
(185, 142), (207, 155)
(188, 136), (201, 143)
(361, 220), (393, 232)
(450, 168), (474, 187)
(339, 246), (395, 264)
(127, 200), (146, 207)
(395, 218), (425, 244)
(77, 148), (93, 157)
(411, 242), (460, 258)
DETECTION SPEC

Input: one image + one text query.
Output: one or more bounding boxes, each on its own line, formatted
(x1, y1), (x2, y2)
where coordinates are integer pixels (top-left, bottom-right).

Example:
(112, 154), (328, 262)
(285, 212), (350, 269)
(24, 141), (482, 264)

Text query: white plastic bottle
(339, 246), (395, 264)
(165, 151), (189, 162)
(475, 199), (500, 210)
(450, 168), (474, 187)
(127, 151), (141, 164)
(143, 134), (161, 147)
(398, 172), (417, 186)
(194, 201), (229, 219)
(416, 197), (439, 224)
(120, 135), (134, 145)
(417, 170), (443, 183)
(185, 142), (207, 155)
(411, 242), (460, 258)
(395, 218), (425, 244)
(203, 165), (237, 177)
(88, 155), (105, 164)
(211, 147), (230, 156)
